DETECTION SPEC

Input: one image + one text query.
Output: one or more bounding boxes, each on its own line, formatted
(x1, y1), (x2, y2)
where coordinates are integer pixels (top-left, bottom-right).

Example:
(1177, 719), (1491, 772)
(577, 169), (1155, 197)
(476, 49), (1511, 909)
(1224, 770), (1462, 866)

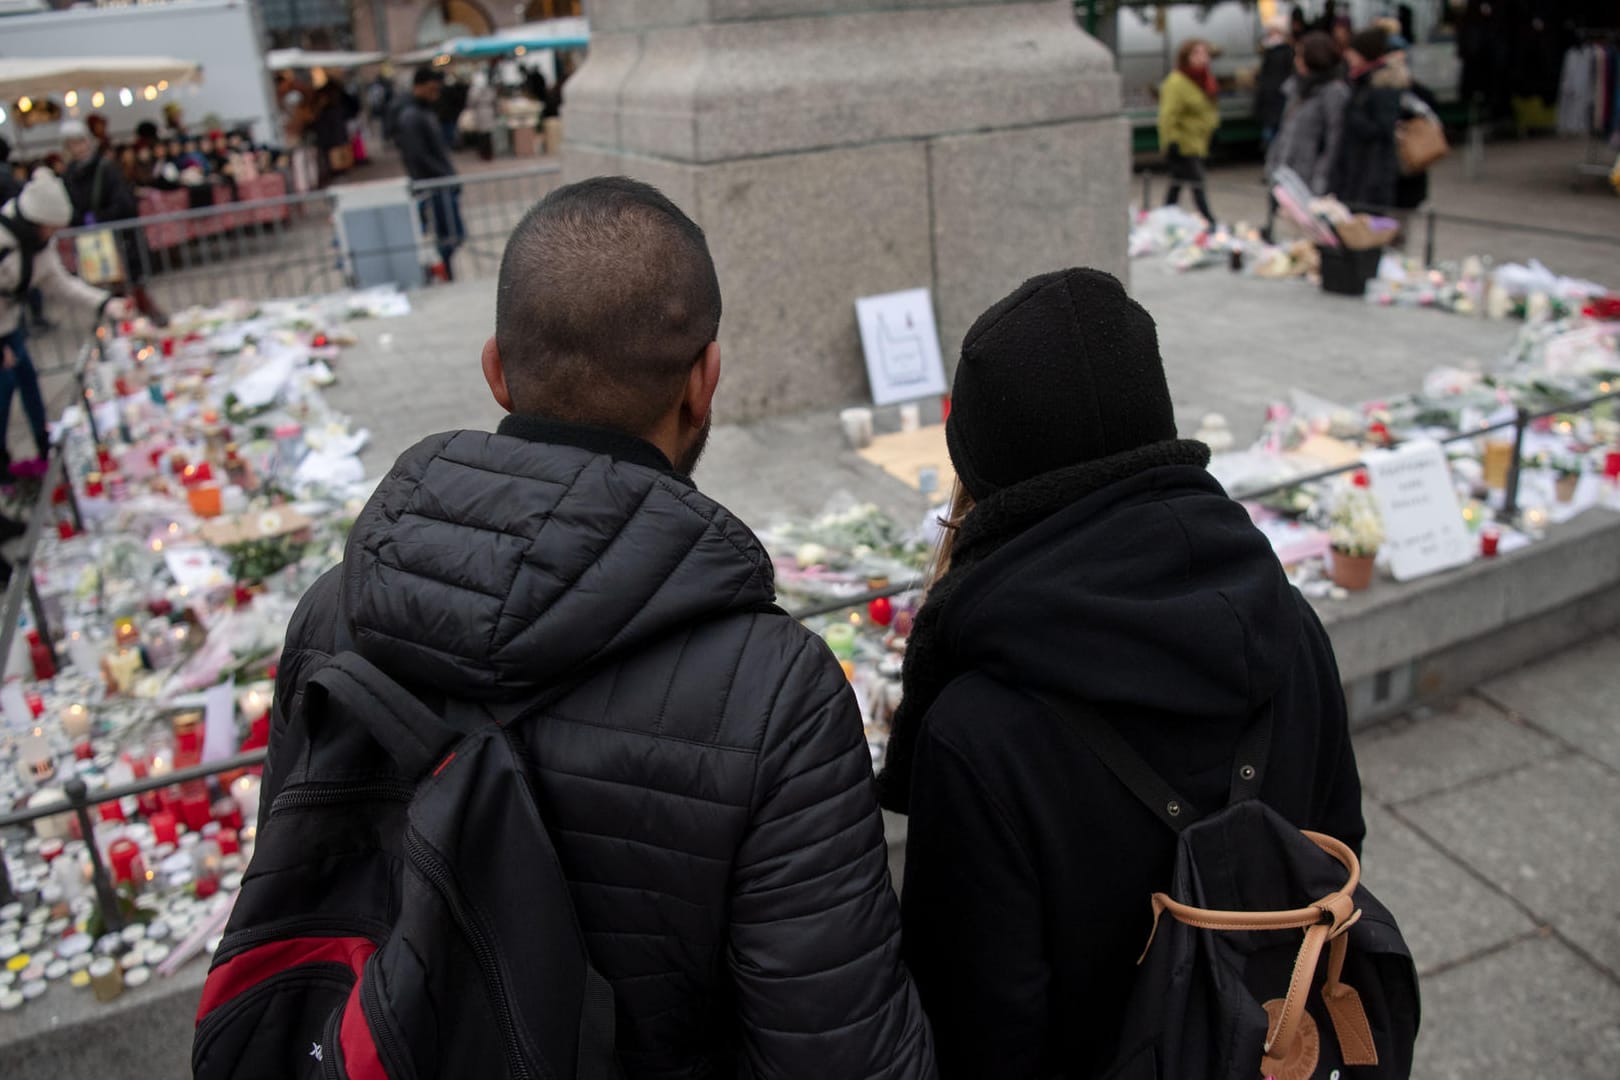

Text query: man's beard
(675, 414), (712, 477)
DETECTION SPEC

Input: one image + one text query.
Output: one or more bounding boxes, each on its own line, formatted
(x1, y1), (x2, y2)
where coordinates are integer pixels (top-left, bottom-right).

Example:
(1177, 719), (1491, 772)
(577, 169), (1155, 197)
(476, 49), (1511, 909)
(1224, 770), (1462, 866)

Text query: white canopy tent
(0, 56), (202, 99)
(265, 49), (387, 72)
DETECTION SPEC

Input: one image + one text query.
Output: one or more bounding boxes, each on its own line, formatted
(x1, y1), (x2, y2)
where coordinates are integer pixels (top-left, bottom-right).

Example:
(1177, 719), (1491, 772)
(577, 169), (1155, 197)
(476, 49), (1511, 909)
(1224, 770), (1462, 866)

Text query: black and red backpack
(191, 649), (620, 1079)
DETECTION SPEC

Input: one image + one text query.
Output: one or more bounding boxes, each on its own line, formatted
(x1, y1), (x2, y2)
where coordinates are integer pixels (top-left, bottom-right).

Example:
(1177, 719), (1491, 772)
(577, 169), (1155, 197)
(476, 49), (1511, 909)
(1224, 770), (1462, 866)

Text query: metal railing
(32, 164), (565, 373)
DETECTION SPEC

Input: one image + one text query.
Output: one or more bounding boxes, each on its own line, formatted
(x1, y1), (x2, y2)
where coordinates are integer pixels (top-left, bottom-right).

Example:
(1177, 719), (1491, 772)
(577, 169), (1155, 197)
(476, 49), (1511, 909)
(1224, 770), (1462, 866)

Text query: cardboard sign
(854, 288), (948, 406)
(199, 508), (314, 549)
(1363, 441), (1474, 581)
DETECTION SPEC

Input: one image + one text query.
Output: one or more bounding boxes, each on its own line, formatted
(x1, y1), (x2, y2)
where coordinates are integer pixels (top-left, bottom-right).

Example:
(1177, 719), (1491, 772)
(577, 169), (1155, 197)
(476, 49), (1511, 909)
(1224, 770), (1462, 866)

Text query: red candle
(74, 741), (95, 761)
(161, 337), (175, 358)
(56, 520), (76, 540)
(109, 839), (145, 886)
(1481, 527), (1501, 558)
(213, 797), (243, 831)
(180, 791), (212, 832)
(136, 789), (163, 817)
(149, 810), (179, 845)
(195, 872), (220, 900)
(39, 839), (64, 864)
(24, 691), (44, 717)
(1606, 451), (1620, 481)
(98, 798), (127, 823)
(216, 829), (240, 856)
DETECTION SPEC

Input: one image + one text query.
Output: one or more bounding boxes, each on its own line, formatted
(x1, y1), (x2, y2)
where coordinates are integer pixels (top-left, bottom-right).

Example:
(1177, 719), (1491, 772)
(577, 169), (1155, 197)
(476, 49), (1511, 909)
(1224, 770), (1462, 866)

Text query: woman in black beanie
(881, 269), (1365, 1078)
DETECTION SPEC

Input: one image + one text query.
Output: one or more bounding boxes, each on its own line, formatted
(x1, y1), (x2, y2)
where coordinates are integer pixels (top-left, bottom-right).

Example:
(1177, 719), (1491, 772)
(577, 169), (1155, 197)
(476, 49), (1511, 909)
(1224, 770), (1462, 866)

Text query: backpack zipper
(213, 916), (393, 965)
(360, 965), (416, 1080)
(269, 780), (416, 816)
(404, 828), (537, 1080)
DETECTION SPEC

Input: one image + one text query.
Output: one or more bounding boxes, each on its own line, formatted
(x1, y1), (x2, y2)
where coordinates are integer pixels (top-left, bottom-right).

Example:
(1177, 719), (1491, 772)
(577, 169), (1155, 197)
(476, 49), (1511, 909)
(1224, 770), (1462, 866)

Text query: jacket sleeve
(1299, 600), (1366, 854)
(1156, 77), (1182, 152)
(262, 568), (340, 808)
(901, 710), (1051, 1080)
(33, 246), (110, 322)
(729, 635), (935, 1080)
(1314, 89), (1349, 195)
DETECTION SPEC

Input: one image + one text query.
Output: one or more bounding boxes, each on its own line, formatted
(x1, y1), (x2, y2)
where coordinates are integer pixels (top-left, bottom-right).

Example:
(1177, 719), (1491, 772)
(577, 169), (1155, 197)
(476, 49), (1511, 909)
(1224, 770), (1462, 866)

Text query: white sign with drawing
(1363, 440), (1474, 581)
(854, 288), (949, 406)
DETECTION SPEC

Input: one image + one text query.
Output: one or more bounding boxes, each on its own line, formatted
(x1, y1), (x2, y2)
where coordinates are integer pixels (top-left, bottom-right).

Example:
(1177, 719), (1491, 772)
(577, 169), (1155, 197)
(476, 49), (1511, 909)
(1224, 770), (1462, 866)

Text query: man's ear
(481, 336), (514, 413)
(684, 341), (722, 429)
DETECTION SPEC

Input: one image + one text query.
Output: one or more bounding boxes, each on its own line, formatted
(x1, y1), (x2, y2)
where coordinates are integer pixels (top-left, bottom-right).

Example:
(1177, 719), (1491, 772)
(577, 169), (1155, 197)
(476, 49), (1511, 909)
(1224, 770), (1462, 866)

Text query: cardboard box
(1332, 214), (1400, 251)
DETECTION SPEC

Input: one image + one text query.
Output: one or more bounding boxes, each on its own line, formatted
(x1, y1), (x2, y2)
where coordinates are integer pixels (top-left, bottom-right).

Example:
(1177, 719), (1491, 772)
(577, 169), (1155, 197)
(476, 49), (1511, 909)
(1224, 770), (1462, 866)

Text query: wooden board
(856, 426), (955, 503)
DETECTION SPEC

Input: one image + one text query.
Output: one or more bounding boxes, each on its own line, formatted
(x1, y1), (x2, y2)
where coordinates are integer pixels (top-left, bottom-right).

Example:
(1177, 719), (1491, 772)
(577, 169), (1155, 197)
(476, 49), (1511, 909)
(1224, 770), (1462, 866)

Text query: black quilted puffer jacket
(267, 415), (935, 1080)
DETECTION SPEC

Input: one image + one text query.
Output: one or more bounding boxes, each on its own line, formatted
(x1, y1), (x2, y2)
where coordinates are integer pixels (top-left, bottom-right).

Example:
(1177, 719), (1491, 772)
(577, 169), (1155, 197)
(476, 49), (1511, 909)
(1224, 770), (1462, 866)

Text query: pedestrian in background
(62, 119), (168, 326)
(1255, 15), (1296, 149)
(1334, 27), (1408, 211)
(0, 169), (131, 476)
(1263, 31), (1350, 240)
(391, 67), (464, 281)
(1157, 39), (1221, 227)
(882, 268), (1365, 1078)
(1385, 28), (1444, 229)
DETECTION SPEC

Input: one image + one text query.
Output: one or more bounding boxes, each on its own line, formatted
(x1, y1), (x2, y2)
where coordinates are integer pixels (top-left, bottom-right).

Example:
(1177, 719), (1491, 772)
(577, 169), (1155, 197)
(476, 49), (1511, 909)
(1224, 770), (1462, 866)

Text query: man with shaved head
(268, 177), (936, 1078)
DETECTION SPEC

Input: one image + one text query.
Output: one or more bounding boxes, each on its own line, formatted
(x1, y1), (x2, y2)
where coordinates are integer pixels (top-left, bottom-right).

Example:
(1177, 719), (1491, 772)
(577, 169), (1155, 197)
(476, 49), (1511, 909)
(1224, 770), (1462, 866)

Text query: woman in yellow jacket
(1158, 39), (1221, 226)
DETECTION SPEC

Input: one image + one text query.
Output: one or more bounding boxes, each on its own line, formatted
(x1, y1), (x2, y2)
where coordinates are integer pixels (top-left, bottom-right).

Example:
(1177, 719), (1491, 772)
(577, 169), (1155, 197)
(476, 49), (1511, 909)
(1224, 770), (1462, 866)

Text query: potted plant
(1328, 486), (1385, 591)
(1552, 455), (1582, 504)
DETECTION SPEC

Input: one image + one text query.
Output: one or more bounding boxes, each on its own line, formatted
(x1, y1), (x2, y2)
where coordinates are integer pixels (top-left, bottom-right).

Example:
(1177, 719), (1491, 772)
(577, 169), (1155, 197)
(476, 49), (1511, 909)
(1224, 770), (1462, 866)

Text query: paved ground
(1355, 636), (1620, 1077)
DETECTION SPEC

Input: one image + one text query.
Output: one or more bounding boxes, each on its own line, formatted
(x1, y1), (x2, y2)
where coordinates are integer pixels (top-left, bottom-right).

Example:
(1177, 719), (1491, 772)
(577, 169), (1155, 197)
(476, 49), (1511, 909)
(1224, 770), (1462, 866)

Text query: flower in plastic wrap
(1328, 485), (1385, 558)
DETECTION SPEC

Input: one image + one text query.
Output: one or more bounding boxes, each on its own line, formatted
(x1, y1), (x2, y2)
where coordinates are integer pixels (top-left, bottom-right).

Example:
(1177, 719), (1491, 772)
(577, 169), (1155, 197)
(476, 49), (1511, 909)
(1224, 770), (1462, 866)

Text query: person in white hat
(0, 167), (131, 474)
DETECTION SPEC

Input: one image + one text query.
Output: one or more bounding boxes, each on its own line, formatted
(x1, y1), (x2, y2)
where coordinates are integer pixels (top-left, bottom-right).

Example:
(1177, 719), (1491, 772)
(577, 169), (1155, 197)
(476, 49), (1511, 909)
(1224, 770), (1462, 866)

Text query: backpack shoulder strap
(0, 215), (36, 303)
(1028, 691), (1275, 834)
(307, 651), (467, 780)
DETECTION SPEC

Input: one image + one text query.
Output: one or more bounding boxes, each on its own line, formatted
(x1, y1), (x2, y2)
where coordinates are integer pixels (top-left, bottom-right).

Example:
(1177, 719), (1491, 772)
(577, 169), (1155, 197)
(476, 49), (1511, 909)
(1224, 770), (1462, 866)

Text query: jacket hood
(941, 465), (1300, 720)
(340, 428), (776, 700)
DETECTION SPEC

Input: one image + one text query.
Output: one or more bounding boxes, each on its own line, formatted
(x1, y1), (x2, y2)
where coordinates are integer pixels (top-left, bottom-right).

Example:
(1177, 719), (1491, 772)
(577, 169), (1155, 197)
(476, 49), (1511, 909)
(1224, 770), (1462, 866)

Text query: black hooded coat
(267, 416), (935, 1080)
(896, 460), (1365, 1078)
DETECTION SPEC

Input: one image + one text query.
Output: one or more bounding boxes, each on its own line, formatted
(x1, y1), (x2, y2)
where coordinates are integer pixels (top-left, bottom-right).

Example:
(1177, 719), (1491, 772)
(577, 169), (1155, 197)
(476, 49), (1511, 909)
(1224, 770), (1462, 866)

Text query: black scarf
(874, 438), (1211, 814)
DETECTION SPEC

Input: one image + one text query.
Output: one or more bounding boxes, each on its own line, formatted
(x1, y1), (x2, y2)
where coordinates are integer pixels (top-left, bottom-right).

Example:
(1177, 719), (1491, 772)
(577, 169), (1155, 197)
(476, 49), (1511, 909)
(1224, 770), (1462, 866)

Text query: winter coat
(65, 152), (138, 226)
(897, 459), (1364, 1079)
(268, 416), (936, 1080)
(1255, 42), (1296, 134)
(389, 95), (456, 181)
(0, 206), (110, 337)
(1157, 69), (1220, 159)
(1267, 74), (1351, 195)
(1333, 55), (1411, 209)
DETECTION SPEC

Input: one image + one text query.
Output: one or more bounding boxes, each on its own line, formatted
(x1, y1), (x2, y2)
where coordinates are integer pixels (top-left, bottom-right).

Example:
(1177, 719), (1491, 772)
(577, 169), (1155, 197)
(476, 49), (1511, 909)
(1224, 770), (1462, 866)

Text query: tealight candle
(149, 811), (179, 846)
(62, 703), (91, 741)
(229, 775), (261, 828)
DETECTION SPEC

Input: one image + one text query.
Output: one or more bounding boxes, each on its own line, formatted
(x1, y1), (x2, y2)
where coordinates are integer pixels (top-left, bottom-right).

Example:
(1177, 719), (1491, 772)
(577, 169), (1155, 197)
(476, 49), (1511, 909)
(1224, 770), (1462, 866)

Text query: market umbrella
(265, 49), (387, 72)
(392, 17), (590, 64)
(0, 56), (202, 99)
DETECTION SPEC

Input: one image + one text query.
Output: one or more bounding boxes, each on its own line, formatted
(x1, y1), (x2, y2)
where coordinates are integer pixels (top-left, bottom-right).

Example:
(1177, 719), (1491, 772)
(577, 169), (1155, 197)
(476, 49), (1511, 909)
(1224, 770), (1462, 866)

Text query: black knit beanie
(945, 268), (1178, 499)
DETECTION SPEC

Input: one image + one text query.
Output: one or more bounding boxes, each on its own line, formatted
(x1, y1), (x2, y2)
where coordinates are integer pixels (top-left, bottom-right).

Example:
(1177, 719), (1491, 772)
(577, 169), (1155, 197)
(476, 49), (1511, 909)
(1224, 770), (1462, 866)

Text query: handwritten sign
(1363, 441), (1473, 581)
(855, 288), (948, 406)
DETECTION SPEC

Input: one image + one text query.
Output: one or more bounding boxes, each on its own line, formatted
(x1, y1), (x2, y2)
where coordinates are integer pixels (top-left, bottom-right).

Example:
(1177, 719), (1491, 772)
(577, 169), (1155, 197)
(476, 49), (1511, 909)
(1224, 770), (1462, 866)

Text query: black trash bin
(1318, 244), (1384, 296)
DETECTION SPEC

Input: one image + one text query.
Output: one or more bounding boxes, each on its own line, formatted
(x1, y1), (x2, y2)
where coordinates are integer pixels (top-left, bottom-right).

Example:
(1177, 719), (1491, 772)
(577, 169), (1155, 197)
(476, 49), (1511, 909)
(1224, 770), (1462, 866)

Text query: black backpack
(1041, 695), (1420, 1080)
(192, 649), (620, 1079)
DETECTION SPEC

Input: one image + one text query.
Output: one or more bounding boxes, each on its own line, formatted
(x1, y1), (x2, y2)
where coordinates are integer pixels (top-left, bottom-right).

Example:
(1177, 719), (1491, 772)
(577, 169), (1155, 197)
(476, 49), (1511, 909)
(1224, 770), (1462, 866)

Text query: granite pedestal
(563, 0), (1129, 419)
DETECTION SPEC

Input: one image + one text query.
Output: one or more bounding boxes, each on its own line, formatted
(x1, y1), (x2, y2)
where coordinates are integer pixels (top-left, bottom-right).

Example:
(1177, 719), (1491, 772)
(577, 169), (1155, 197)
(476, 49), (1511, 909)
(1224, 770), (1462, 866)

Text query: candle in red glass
(74, 741), (95, 761)
(39, 839), (64, 864)
(195, 872), (220, 900)
(149, 810), (179, 845)
(213, 797), (243, 831)
(56, 520), (76, 540)
(109, 839), (144, 886)
(216, 829), (240, 856)
(98, 797), (127, 823)
(161, 337), (175, 358)
(180, 791), (212, 832)
(1481, 527), (1501, 558)
(25, 691), (44, 717)
(1606, 451), (1620, 480)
